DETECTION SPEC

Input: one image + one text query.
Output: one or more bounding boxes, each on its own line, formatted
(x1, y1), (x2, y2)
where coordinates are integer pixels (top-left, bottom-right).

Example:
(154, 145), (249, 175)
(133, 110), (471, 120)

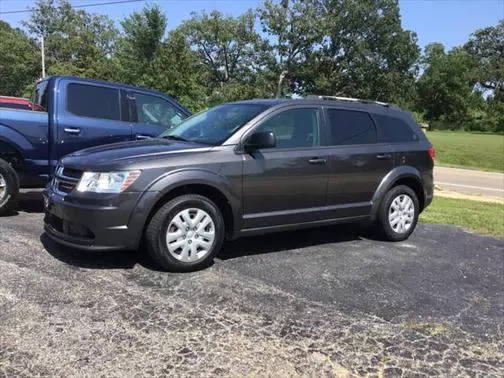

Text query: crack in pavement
(0, 212), (503, 377)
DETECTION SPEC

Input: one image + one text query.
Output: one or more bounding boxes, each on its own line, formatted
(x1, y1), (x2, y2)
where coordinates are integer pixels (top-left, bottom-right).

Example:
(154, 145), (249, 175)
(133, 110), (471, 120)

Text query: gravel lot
(0, 192), (503, 377)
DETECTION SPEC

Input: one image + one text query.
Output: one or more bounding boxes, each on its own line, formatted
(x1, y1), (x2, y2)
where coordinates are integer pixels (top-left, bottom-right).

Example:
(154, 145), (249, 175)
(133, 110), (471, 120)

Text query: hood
(61, 138), (212, 170)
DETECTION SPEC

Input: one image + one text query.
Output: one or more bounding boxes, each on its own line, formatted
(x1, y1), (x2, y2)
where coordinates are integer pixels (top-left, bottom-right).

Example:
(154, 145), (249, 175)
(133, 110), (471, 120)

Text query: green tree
(0, 21), (41, 97)
(309, 0), (419, 103)
(115, 4), (167, 84)
(23, 0), (118, 79)
(416, 43), (482, 130)
(177, 10), (269, 104)
(465, 20), (504, 100)
(146, 30), (209, 112)
(258, 0), (321, 97)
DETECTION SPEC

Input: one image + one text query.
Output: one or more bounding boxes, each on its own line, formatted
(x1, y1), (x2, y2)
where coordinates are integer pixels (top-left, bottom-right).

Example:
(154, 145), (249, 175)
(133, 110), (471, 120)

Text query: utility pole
(41, 36), (46, 78)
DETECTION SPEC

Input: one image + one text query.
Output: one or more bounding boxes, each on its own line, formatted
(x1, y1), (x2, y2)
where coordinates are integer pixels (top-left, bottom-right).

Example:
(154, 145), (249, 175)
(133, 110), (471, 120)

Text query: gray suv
(44, 96), (435, 272)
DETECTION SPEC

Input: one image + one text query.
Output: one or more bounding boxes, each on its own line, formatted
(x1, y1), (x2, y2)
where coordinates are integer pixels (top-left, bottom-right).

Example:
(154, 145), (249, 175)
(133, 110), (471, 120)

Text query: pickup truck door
(55, 82), (132, 159)
(126, 91), (188, 140)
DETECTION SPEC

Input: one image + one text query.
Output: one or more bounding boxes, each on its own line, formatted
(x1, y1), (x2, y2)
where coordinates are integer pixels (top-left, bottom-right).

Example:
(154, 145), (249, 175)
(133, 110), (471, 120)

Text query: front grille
(53, 165), (83, 195)
(57, 180), (76, 194)
(45, 213), (94, 240)
(62, 167), (82, 180)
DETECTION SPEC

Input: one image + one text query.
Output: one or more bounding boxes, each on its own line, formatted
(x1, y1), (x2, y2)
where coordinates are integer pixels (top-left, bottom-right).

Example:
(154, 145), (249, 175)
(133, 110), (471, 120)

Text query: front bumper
(43, 188), (155, 251)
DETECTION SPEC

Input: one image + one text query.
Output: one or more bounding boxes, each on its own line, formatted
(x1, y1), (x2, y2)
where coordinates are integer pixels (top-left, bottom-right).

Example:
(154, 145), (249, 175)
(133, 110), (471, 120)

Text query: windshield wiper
(162, 135), (189, 142)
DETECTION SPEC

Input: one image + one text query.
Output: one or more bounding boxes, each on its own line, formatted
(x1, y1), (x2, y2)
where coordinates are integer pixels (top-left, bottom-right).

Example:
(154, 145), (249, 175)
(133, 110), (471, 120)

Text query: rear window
(32, 80), (49, 111)
(67, 83), (120, 121)
(0, 103), (31, 110)
(376, 115), (419, 143)
(327, 109), (377, 145)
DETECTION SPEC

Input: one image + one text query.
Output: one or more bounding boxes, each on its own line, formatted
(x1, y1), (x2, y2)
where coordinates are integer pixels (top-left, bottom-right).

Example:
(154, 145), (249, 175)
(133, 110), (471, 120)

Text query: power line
(1, 0), (499, 15)
(0, 0), (146, 15)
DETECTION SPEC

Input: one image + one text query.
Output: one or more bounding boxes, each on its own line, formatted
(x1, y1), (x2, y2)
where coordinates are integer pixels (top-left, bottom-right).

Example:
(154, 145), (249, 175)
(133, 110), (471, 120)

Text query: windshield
(160, 104), (268, 145)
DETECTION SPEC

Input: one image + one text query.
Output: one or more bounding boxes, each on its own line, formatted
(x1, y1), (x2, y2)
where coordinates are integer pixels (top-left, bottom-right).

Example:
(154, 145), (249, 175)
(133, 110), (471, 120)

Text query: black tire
(0, 158), (20, 216)
(376, 185), (419, 242)
(145, 194), (225, 272)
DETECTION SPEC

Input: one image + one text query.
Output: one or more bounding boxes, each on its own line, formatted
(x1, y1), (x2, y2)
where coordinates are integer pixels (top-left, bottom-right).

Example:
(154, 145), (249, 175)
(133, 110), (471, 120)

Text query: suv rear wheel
(145, 194), (225, 272)
(377, 185), (419, 241)
(0, 158), (19, 216)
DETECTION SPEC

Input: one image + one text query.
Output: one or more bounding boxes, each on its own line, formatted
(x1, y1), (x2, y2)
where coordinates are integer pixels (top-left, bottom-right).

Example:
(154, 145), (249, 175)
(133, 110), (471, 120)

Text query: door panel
(326, 145), (394, 216)
(242, 107), (329, 229)
(56, 82), (132, 159)
(56, 115), (132, 159)
(324, 108), (393, 217)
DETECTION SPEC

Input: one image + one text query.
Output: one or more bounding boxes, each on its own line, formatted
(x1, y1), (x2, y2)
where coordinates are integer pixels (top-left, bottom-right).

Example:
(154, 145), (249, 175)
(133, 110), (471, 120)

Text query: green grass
(420, 197), (504, 237)
(425, 130), (504, 172)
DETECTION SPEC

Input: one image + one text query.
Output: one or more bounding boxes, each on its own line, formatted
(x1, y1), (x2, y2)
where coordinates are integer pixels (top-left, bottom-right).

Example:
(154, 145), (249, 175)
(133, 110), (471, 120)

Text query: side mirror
(245, 131), (276, 151)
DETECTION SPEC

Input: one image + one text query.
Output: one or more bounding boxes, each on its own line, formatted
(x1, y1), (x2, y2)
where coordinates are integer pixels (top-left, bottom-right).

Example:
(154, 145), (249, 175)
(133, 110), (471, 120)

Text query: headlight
(76, 171), (141, 193)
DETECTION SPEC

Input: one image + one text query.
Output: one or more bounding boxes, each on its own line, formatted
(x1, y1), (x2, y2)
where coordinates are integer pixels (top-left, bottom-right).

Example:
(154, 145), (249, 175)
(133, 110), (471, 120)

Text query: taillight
(428, 146), (436, 161)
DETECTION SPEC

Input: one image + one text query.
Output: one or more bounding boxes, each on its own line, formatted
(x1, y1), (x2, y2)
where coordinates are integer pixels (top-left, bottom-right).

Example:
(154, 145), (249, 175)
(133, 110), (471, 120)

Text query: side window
(254, 108), (320, 149)
(327, 109), (376, 145)
(67, 83), (120, 121)
(133, 93), (185, 129)
(375, 115), (419, 143)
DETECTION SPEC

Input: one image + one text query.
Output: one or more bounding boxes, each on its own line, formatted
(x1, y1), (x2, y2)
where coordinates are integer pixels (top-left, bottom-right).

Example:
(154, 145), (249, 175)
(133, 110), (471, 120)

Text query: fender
(370, 165), (423, 220)
(0, 125), (33, 156)
(128, 168), (241, 246)
(0, 123), (50, 186)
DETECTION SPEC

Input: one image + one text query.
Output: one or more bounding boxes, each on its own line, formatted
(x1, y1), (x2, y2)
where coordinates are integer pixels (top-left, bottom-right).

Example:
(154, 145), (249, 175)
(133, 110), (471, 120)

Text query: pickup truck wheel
(145, 194), (225, 272)
(376, 185), (419, 242)
(0, 158), (19, 216)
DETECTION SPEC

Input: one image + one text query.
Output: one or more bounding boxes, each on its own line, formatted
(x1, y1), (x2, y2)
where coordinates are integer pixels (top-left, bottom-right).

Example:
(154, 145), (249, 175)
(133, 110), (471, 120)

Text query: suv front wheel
(377, 185), (419, 241)
(145, 194), (225, 272)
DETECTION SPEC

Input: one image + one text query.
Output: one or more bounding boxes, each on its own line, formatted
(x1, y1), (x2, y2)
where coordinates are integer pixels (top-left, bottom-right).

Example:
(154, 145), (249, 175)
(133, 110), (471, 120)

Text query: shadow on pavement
(1, 190), (45, 217)
(18, 190), (45, 213)
(40, 233), (163, 271)
(218, 223), (373, 260)
(41, 222), (377, 271)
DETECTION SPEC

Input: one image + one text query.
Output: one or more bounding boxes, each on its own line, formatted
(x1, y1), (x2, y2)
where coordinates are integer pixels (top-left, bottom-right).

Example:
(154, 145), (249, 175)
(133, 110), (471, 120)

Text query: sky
(0, 0), (502, 51)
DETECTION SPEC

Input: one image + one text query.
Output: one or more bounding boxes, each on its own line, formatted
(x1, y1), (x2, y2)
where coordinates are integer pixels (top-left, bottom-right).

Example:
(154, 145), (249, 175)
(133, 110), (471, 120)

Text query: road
(0, 195), (503, 377)
(434, 166), (504, 198)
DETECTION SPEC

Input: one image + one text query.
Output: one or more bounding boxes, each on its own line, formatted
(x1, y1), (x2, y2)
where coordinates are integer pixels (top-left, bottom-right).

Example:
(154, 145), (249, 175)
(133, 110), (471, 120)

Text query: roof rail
(306, 95), (391, 107)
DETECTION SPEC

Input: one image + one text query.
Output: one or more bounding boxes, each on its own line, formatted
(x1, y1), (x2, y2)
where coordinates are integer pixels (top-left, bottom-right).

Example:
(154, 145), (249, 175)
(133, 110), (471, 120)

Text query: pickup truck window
(67, 83), (121, 121)
(33, 80), (49, 111)
(133, 93), (184, 129)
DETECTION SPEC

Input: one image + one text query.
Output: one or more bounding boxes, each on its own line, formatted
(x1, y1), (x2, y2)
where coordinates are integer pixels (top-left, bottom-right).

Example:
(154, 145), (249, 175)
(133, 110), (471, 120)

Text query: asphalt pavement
(0, 193), (503, 377)
(434, 166), (504, 198)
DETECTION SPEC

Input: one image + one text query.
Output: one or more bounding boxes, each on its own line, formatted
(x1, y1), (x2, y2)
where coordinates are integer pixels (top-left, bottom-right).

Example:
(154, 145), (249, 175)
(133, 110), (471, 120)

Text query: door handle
(64, 127), (81, 134)
(136, 134), (151, 140)
(376, 153), (392, 160)
(308, 158), (327, 165)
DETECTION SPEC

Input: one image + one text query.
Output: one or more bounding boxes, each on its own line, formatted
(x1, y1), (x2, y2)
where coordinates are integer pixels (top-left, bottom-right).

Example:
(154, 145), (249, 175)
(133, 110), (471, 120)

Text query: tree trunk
(276, 70), (288, 98)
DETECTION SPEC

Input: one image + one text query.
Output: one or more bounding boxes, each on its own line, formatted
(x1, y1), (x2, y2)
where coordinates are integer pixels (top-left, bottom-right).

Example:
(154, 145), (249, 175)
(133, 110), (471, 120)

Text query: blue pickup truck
(0, 76), (191, 215)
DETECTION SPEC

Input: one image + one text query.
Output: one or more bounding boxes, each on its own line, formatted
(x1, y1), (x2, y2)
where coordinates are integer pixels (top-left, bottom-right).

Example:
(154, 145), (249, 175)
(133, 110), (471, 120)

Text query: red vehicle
(0, 96), (41, 111)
